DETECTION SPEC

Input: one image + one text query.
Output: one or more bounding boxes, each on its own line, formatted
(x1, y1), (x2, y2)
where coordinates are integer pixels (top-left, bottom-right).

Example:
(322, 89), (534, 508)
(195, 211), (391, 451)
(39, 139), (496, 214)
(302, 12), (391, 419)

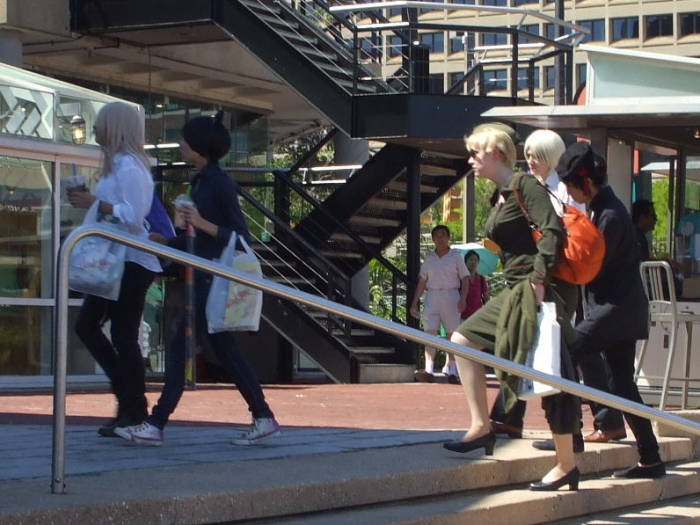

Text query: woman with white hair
(68, 101), (161, 438)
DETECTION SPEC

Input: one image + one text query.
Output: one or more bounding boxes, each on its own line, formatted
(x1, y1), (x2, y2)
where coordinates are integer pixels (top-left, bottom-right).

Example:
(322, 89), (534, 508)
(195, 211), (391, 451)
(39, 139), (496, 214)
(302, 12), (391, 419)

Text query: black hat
(181, 111), (231, 161)
(556, 141), (595, 182)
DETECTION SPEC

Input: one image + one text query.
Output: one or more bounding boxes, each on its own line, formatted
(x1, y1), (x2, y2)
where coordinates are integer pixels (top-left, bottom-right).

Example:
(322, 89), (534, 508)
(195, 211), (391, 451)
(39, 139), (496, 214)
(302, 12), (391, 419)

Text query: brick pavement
(0, 381), (585, 483)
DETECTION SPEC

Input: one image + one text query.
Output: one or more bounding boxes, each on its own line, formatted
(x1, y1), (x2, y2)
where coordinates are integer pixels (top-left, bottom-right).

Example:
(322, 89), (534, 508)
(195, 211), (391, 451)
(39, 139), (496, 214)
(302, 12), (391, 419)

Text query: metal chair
(636, 261), (700, 410)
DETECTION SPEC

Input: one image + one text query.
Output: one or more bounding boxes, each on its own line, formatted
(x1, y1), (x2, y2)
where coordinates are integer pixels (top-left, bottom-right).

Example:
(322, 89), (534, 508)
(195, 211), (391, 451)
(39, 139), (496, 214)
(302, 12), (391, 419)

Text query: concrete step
(258, 460), (700, 525)
(358, 363), (416, 383)
(0, 437), (694, 524)
(552, 492), (700, 524)
(348, 346), (395, 355)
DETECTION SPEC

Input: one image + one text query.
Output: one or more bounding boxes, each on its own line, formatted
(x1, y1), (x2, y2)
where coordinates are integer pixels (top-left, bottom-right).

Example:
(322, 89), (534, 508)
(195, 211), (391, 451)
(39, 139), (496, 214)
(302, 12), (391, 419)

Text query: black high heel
(529, 467), (580, 491)
(443, 432), (496, 455)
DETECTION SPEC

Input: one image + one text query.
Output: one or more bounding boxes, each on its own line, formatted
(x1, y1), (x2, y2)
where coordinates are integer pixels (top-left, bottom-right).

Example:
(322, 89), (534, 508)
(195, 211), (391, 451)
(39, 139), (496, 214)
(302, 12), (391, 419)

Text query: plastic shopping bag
(206, 232), (263, 333)
(518, 302), (561, 400)
(68, 201), (127, 301)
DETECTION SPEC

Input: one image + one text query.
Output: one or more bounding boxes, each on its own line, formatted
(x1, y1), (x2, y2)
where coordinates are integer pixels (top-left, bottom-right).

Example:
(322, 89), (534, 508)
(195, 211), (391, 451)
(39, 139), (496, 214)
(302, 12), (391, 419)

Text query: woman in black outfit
(558, 142), (665, 479)
(115, 112), (279, 446)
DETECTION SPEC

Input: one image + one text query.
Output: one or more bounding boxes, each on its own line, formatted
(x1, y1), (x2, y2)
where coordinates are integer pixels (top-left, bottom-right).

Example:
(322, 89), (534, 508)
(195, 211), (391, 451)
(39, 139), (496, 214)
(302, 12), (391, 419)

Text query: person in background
(410, 225), (468, 384)
(632, 199), (656, 261)
(559, 142), (665, 479)
(115, 111), (280, 447)
(445, 126), (581, 492)
(69, 101), (162, 437)
(461, 250), (489, 321)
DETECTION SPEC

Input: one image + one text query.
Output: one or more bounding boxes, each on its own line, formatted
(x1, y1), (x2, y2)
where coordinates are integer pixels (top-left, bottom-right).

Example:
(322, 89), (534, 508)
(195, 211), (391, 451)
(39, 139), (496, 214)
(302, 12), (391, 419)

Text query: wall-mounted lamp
(694, 129), (700, 140)
(70, 115), (86, 145)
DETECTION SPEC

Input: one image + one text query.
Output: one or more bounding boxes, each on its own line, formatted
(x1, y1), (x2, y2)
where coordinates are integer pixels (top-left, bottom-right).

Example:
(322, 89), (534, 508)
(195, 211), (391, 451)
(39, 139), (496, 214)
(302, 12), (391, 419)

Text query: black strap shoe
(613, 462), (666, 479)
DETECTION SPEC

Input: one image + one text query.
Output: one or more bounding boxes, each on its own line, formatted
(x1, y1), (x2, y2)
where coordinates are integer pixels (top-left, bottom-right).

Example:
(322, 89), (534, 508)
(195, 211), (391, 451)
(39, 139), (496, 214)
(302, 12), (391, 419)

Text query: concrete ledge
(654, 409), (700, 457)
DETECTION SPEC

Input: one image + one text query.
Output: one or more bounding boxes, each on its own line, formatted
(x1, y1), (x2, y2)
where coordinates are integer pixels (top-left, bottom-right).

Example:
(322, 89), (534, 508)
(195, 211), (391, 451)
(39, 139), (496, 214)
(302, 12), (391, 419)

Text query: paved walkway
(0, 382), (557, 482)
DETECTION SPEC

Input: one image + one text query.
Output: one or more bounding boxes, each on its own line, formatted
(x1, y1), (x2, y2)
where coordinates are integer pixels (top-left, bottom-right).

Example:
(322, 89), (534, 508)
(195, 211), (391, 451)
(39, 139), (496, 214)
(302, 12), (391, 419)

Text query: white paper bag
(68, 201), (127, 301)
(518, 302), (561, 400)
(206, 232), (263, 333)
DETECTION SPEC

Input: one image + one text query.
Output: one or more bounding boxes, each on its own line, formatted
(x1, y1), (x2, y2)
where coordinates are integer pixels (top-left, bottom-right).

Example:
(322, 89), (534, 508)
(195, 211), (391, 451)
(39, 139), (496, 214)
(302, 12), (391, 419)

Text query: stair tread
(387, 180), (439, 192)
(278, 29), (318, 45)
(366, 197), (407, 211)
(320, 250), (364, 258)
(331, 328), (375, 336)
(265, 459), (700, 525)
(348, 215), (401, 227)
(257, 13), (299, 29)
(330, 232), (381, 244)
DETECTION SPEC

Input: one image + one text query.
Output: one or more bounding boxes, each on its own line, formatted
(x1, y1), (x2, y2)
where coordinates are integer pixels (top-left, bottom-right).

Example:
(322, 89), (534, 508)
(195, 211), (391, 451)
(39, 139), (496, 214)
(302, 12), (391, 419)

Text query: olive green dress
(456, 174), (580, 435)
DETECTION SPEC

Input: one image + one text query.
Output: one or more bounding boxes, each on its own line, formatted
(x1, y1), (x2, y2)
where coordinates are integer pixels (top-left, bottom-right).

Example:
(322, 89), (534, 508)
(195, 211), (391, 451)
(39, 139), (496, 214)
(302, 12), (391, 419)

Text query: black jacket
(577, 185), (649, 342)
(170, 162), (250, 261)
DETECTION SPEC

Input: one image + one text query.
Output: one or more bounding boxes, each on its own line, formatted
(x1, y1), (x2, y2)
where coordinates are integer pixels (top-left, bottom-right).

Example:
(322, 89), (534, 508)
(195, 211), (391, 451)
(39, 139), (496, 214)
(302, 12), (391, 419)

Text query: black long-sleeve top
(170, 162), (250, 261)
(578, 185), (649, 342)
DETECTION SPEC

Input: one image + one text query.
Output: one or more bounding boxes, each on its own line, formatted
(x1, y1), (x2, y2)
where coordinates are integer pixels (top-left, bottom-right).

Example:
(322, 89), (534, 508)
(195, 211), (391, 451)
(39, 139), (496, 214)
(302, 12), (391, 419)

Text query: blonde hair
(523, 129), (565, 173)
(465, 126), (516, 168)
(94, 101), (151, 177)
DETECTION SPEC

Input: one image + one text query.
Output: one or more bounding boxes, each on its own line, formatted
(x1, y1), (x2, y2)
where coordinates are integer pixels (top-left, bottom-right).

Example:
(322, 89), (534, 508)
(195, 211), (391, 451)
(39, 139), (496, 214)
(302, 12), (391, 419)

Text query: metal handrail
(53, 226), (700, 495)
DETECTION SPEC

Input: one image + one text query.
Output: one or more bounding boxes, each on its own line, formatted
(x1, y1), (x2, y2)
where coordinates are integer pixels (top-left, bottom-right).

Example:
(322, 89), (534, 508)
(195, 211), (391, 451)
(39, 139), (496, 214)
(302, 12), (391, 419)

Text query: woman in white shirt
(69, 101), (161, 437)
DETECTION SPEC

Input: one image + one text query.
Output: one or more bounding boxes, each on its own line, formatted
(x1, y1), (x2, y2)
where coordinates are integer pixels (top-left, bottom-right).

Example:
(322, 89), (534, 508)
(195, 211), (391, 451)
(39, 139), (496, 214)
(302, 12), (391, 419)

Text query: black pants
(75, 262), (155, 421)
(575, 351), (625, 432)
(149, 274), (274, 429)
(573, 336), (661, 465)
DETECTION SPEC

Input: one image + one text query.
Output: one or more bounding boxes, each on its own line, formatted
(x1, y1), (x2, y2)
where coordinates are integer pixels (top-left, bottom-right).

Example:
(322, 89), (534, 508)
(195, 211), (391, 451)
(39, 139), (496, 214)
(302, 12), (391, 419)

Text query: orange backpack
(514, 175), (606, 285)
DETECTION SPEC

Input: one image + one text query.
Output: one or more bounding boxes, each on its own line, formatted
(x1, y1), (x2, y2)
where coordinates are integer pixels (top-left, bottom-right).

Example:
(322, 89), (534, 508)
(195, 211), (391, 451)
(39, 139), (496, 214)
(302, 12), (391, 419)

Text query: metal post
(554, 0), (565, 105)
(406, 149), (421, 331)
(510, 30), (518, 99)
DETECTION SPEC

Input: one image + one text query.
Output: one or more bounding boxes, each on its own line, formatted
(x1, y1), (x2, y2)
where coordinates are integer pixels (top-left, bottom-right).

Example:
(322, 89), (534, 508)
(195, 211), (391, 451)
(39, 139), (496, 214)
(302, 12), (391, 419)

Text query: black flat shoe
(613, 462), (666, 479)
(529, 467), (580, 491)
(443, 432), (496, 455)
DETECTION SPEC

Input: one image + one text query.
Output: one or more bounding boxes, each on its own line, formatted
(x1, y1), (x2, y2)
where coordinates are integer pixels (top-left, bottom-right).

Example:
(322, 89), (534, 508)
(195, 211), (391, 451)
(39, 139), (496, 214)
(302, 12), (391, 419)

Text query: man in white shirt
(410, 225), (468, 383)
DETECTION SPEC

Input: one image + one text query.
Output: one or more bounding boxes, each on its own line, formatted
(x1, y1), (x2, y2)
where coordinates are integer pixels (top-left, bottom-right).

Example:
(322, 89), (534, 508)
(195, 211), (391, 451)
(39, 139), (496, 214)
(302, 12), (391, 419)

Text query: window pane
(517, 67), (539, 89)
(388, 35), (403, 57)
(420, 32), (445, 53)
(451, 0), (476, 3)
(612, 17), (639, 41)
(481, 0), (507, 5)
(520, 24), (540, 43)
(645, 15), (673, 38)
(680, 13), (700, 36)
(544, 66), (556, 89)
(484, 69), (507, 92)
(576, 63), (587, 88)
(482, 32), (508, 46)
(450, 34), (465, 53)
(579, 19), (605, 43)
(0, 156), (54, 299)
(429, 73), (444, 94)
(449, 72), (465, 93)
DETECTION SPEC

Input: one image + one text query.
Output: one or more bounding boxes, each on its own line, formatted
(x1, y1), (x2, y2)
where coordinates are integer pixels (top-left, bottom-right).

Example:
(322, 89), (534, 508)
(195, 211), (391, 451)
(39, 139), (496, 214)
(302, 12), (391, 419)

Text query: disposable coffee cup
(173, 194), (195, 210)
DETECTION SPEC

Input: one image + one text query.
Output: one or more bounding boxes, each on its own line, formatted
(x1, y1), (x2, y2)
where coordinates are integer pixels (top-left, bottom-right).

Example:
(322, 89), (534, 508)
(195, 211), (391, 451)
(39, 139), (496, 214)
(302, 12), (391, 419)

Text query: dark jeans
(149, 274), (273, 429)
(75, 262), (155, 421)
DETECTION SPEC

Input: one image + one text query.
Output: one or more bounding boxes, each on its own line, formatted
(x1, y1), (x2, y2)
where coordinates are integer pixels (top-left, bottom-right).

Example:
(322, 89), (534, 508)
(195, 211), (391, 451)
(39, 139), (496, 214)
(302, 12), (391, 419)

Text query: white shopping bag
(68, 201), (127, 301)
(518, 302), (561, 400)
(206, 232), (263, 333)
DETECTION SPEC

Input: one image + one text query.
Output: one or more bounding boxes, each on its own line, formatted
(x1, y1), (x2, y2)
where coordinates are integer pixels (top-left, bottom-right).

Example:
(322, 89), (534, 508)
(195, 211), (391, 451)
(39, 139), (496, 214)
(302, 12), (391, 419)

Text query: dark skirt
(456, 279), (581, 435)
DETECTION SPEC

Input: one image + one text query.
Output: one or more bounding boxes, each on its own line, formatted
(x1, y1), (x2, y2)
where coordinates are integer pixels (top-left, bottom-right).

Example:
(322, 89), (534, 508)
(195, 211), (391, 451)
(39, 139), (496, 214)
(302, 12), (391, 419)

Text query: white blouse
(94, 153), (162, 273)
(543, 170), (586, 215)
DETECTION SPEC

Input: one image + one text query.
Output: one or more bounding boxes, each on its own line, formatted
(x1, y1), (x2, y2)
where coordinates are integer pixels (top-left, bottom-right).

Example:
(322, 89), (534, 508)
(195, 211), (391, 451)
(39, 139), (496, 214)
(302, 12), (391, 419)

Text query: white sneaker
(232, 417), (281, 445)
(115, 421), (163, 446)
